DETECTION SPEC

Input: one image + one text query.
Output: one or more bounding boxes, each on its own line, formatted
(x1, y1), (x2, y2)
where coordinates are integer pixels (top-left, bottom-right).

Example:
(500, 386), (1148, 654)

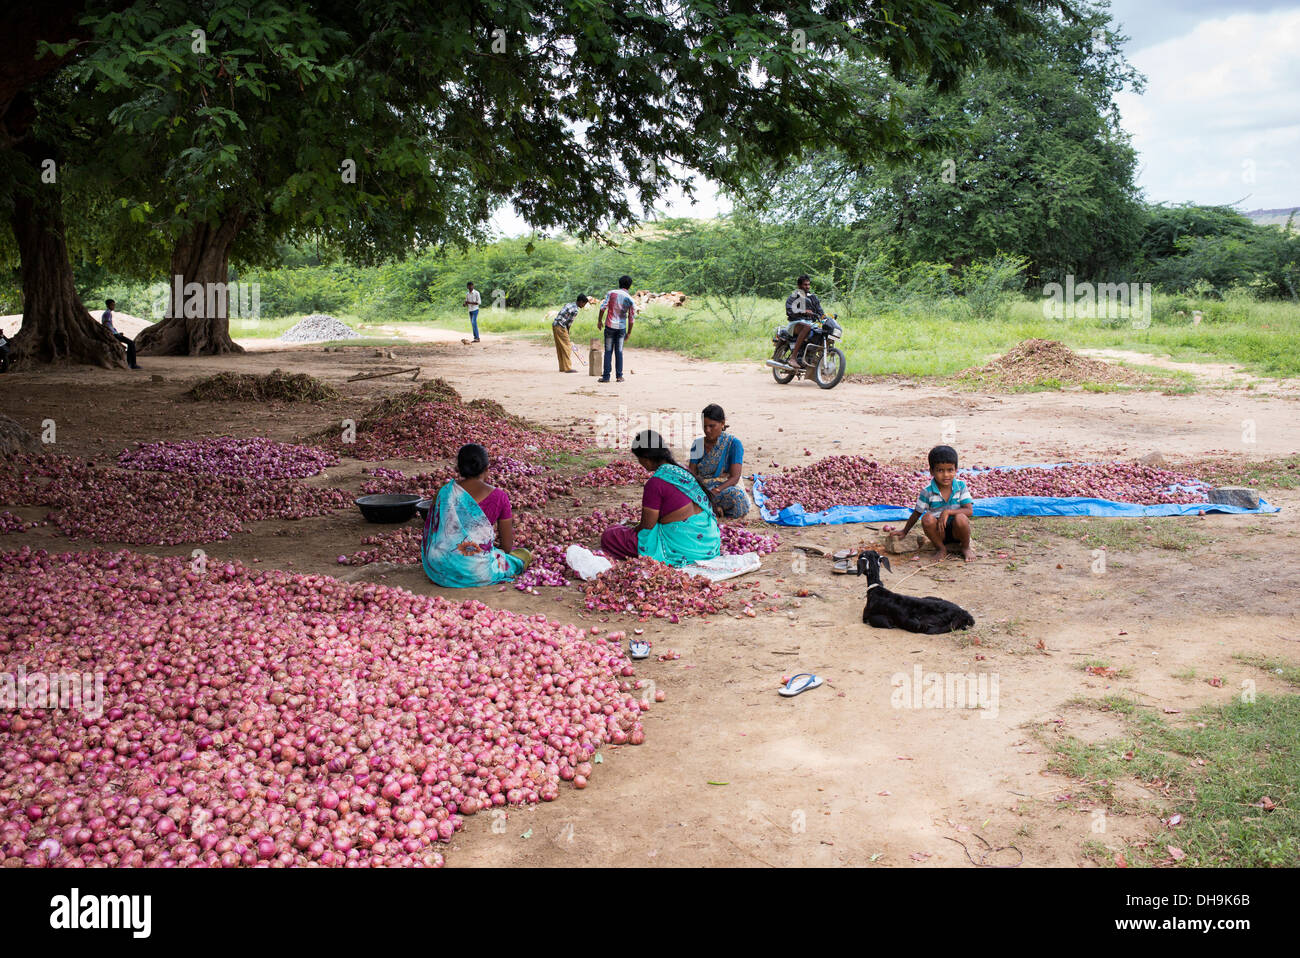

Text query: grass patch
(1173, 668), (1198, 682)
(1079, 661), (1133, 678)
(1049, 518), (1210, 553)
(1046, 695), (1300, 866)
(1065, 694), (1140, 715)
(390, 294), (1300, 379)
(1234, 654), (1300, 687)
(1080, 381), (1134, 393)
(221, 281), (1300, 378)
(541, 450), (613, 471)
(228, 315), (303, 339)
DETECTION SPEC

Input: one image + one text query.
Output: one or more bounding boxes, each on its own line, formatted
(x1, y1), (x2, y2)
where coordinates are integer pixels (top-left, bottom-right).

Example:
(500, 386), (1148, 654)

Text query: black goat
(858, 551), (975, 634)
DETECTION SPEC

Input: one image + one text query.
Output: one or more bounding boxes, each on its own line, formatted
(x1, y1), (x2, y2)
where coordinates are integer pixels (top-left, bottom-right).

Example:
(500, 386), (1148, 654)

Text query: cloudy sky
(1110, 0), (1299, 212)
(492, 1), (1299, 235)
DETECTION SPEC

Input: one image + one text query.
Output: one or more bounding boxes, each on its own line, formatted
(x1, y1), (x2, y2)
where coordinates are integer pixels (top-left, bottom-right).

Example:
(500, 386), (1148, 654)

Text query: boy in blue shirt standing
(889, 445), (975, 562)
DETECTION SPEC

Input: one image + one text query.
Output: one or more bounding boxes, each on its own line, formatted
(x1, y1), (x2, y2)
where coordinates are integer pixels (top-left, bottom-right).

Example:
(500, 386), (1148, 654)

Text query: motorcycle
(0, 331), (9, 374)
(766, 314), (846, 389)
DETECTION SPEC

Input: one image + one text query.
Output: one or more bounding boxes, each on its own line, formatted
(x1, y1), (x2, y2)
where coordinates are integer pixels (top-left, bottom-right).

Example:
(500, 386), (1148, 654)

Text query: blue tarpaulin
(751, 463), (1280, 527)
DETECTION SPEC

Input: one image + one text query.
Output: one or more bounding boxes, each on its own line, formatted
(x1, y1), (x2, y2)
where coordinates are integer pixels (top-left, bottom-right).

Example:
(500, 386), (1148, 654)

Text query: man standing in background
(101, 299), (140, 369)
(551, 294), (588, 373)
(596, 275), (635, 383)
(463, 282), (482, 343)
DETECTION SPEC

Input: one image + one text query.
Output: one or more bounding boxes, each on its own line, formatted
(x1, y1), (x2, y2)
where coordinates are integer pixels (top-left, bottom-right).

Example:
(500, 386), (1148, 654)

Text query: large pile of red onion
(760, 456), (1212, 511)
(963, 463), (1208, 504)
(759, 456), (920, 512)
(583, 557), (736, 621)
(0, 455), (351, 546)
(328, 399), (586, 463)
(0, 547), (644, 868)
(117, 438), (338, 481)
(46, 471), (352, 546)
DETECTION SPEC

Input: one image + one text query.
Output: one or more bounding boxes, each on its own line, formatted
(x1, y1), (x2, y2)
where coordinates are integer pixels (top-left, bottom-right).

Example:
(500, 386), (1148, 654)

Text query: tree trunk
(7, 137), (124, 369)
(136, 215), (247, 356)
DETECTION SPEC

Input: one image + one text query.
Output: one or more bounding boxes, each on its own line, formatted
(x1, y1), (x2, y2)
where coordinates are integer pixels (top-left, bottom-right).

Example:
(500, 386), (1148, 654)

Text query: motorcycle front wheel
(770, 344), (796, 384)
(813, 346), (846, 389)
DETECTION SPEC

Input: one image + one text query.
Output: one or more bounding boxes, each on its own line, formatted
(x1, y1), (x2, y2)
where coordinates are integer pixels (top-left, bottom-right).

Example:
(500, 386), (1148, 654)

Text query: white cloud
(1116, 8), (1300, 209)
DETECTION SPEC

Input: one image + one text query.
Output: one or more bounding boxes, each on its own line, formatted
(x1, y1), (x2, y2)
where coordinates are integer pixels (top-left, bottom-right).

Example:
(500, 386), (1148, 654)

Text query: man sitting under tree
(100, 300), (140, 369)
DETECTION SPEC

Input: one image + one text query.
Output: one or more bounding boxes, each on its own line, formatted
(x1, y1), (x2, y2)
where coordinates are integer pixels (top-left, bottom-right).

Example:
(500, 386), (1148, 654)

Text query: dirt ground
(2, 327), (1298, 867)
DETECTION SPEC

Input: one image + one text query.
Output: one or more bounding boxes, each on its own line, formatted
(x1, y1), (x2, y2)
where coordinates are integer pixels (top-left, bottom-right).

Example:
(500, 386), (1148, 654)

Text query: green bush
(243, 263), (375, 316)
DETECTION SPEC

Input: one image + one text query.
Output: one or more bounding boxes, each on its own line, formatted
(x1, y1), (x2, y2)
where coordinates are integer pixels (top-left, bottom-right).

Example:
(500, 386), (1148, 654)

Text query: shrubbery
(57, 204), (1298, 329)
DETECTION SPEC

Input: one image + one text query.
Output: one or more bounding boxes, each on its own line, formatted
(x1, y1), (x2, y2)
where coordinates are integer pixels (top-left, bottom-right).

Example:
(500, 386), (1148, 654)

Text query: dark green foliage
(1143, 208), (1300, 299)
(40, 0), (1071, 280)
(737, 2), (1147, 286)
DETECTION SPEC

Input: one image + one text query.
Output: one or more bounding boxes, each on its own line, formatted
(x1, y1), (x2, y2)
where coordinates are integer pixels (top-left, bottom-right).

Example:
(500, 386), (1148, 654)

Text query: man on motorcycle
(783, 274), (823, 368)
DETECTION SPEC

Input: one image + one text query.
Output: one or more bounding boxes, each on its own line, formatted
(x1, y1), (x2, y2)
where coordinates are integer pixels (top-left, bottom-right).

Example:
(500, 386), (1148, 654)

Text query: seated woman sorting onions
(600, 429), (722, 567)
(421, 443), (532, 588)
(687, 403), (749, 519)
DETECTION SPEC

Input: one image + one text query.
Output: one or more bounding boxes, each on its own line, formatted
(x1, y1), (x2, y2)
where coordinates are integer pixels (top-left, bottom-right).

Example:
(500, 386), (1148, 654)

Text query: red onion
(117, 438), (337, 481)
(760, 455), (1212, 511)
(0, 546), (646, 868)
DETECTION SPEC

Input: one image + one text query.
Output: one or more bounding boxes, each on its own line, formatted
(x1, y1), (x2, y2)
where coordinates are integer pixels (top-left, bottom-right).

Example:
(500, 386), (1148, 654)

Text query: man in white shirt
(463, 282), (482, 343)
(101, 299), (140, 369)
(596, 275), (635, 383)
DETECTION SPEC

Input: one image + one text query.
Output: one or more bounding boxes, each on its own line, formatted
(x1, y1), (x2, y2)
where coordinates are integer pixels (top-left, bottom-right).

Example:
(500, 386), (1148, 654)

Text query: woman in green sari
(421, 444), (533, 588)
(599, 429), (722, 567)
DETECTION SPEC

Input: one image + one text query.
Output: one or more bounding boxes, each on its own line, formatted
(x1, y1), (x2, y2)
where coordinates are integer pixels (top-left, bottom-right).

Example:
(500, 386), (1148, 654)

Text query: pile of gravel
(280, 314), (360, 343)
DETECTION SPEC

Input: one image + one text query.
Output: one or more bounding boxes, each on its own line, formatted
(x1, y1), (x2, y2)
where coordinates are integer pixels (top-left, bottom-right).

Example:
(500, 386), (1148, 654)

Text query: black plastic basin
(355, 494), (421, 523)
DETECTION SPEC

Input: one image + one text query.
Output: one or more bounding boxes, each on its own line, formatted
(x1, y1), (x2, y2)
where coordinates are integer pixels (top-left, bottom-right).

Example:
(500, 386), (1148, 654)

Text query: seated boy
(888, 444), (975, 562)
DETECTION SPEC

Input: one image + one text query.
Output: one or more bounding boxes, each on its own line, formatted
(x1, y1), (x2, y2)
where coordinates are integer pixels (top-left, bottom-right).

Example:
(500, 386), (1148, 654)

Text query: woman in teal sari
(600, 429), (722, 567)
(422, 444), (533, 588)
(687, 403), (750, 519)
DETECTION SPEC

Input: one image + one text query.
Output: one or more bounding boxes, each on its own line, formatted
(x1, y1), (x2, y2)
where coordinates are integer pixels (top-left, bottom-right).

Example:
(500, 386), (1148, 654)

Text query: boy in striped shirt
(888, 445), (975, 562)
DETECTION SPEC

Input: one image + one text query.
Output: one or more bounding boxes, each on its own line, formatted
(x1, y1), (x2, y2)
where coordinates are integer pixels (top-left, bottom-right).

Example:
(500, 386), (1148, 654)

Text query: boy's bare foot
(961, 545), (975, 563)
(934, 547), (949, 562)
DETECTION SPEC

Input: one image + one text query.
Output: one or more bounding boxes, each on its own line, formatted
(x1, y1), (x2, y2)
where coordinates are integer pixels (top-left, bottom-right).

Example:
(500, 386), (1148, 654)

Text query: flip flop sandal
(793, 546), (826, 557)
(833, 549), (854, 561)
(779, 673), (824, 697)
(831, 557), (861, 575)
(629, 640), (651, 660)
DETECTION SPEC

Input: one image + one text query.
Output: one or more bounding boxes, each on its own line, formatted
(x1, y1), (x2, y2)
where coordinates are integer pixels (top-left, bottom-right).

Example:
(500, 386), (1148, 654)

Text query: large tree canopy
(736, 1), (1141, 285)
(7, 0), (1075, 361)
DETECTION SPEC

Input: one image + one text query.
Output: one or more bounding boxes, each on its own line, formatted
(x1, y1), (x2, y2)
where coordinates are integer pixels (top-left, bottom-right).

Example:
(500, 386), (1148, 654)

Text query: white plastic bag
(565, 544), (613, 581)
